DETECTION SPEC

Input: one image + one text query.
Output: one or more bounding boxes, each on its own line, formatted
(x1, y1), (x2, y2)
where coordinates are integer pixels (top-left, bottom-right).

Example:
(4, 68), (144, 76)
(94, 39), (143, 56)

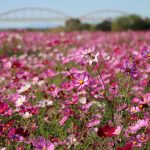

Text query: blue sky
(0, 0), (150, 28)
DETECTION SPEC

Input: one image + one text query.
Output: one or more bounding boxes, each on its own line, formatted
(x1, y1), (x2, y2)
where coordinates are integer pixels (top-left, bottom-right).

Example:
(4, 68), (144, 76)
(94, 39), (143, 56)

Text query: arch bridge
(0, 7), (71, 22)
(79, 9), (128, 22)
(0, 7), (129, 23)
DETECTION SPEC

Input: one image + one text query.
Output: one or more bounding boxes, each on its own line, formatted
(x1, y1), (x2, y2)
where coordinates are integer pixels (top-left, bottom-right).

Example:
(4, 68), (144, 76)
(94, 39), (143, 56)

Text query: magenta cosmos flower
(122, 60), (137, 78)
(97, 125), (122, 137)
(141, 46), (150, 58)
(8, 127), (29, 142)
(32, 136), (54, 150)
(0, 102), (9, 114)
(72, 72), (89, 89)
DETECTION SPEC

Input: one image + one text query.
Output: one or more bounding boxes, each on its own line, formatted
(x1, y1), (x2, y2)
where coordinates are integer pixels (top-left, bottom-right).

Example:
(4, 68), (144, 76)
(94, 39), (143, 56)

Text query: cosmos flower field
(0, 31), (150, 150)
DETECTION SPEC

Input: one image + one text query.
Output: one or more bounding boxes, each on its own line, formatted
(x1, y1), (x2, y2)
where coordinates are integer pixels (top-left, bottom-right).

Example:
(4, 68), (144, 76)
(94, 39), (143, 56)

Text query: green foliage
(81, 23), (93, 31)
(64, 15), (150, 32)
(112, 15), (150, 31)
(65, 18), (82, 31)
(95, 20), (112, 31)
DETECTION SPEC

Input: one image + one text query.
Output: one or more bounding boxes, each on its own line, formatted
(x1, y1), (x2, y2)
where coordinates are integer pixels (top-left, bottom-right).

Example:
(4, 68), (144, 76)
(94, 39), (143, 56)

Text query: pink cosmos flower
(130, 106), (140, 113)
(59, 116), (69, 126)
(47, 84), (59, 97)
(72, 72), (89, 89)
(129, 137), (142, 147)
(141, 93), (150, 104)
(59, 108), (73, 126)
(136, 133), (148, 144)
(113, 126), (122, 135)
(3, 61), (12, 69)
(61, 82), (74, 91)
(131, 97), (140, 103)
(109, 82), (119, 95)
(86, 120), (100, 128)
(81, 102), (93, 113)
(86, 114), (101, 128)
(140, 79), (149, 87)
(32, 136), (54, 150)
(128, 119), (149, 134)
(117, 103), (127, 112)
(42, 69), (57, 78)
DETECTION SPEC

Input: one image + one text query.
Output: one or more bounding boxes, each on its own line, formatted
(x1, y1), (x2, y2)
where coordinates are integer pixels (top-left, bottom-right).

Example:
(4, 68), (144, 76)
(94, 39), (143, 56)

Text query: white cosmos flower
(88, 52), (99, 65)
(22, 112), (32, 119)
(47, 100), (53, 106)
(39, 100), (53, 108)
(18, 83), (31, 93)
(16, 95), (26, 107)
(81, 47), (99, 65)
(79, 97), (87, 104)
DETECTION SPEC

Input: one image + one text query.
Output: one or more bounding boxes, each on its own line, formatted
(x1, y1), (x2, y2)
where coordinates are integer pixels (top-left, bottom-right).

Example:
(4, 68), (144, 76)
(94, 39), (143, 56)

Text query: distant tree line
(65, 15), (150, 31)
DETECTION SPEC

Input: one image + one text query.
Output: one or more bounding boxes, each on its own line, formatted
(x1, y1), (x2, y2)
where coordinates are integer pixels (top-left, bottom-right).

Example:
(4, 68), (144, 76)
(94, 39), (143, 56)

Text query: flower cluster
(0, 31), (149, 149)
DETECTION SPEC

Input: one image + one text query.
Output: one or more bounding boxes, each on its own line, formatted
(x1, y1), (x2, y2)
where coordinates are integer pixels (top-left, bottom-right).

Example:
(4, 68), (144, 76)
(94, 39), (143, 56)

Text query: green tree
(112, 15), (150, 31)
(95, 20), (112, 31)
(80, 23), (93, 31)
(65, 18), (82, 31)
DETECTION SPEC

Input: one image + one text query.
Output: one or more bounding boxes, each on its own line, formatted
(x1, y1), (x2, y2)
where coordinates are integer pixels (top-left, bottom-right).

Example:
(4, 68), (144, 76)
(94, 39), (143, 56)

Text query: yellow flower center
(49, 87), (55, 91)
(141, 137), (146, 141)
(144, 99), (148, 103)
(132, 109), (136, 113)
(42, 148), (47, 150)
(133, 141), (137, 145)
(12, 65), (17, 68)
(139, 104), (143, 109)
(79, 80), (84, 84)
(147, 53), (150, 57)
